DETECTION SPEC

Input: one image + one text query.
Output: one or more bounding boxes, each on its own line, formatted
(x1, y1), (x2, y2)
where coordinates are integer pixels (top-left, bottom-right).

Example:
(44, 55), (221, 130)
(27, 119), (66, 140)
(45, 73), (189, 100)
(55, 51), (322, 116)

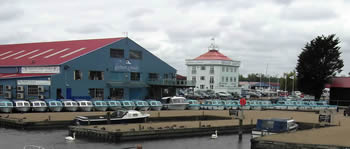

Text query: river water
(0, 128), (251, 149)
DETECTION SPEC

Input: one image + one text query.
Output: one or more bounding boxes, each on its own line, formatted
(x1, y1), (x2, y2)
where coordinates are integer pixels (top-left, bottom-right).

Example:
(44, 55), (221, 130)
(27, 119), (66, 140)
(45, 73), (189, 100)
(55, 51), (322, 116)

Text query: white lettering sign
(17, 80), (51, 85)
(21, 66), (60, 73)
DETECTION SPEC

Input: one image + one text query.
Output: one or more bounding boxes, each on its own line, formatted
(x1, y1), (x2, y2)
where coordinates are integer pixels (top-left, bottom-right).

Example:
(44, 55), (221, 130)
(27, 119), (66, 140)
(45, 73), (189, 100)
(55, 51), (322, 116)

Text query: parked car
(344, 106), (350, 116)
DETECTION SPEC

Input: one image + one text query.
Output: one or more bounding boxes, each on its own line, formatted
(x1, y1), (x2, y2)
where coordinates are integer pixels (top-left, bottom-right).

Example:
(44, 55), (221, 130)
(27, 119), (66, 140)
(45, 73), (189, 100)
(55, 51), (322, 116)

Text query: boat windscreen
(7, 103), (12, 106)
(0, 103), (5, 106)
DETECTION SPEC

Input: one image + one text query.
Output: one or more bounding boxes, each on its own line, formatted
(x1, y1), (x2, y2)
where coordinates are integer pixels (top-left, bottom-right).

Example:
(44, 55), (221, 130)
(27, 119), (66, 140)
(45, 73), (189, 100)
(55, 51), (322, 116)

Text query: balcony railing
(147, 79), (195, 87)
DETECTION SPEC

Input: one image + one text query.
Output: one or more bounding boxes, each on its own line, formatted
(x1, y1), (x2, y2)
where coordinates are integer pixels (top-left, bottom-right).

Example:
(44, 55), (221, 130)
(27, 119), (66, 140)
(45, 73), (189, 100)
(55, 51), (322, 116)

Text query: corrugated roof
(194, 49), (232, 61)
(0, 73), (54, 79)
(0, 37), (124, 67)
(330, 77), (350, 88)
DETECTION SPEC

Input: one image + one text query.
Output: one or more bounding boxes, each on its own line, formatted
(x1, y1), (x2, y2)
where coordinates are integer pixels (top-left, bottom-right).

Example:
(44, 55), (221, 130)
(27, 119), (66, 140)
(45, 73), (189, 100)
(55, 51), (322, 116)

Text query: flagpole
(285, 74), (287, 92)
(292, 75), (294, 94)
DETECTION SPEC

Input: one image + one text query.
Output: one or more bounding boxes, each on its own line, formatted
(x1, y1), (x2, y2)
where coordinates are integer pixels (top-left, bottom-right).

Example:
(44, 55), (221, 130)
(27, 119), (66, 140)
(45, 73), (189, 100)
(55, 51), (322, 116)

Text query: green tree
(296, 34), (343, 99)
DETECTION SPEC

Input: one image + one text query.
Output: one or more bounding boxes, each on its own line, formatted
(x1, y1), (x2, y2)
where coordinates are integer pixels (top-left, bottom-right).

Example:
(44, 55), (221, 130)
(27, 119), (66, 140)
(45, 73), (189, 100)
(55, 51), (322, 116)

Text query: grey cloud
(127, 19), (158, 32)
(65, 25), (104, 34)
(127, 8), (154, 18)
(281, 6), (337, 21)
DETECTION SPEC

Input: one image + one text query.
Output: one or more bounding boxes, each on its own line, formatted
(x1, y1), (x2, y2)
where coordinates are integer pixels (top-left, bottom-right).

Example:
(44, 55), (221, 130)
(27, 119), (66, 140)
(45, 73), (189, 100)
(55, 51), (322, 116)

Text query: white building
(185, 44), (241, 94)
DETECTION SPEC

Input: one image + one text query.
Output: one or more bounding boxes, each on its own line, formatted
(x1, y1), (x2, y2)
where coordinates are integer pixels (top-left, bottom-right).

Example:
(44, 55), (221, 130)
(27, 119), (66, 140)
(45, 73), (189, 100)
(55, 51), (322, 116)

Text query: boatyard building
(185, 43), (241, 94)
(0, 37), (193, 100)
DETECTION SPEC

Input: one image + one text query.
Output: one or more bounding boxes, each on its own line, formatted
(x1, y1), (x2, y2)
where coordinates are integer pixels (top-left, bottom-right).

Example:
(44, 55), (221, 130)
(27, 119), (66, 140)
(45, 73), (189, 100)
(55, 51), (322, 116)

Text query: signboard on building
(21, 66), (60, 73)
(113, 59), (139, 72)
(17, 80), (51, 86)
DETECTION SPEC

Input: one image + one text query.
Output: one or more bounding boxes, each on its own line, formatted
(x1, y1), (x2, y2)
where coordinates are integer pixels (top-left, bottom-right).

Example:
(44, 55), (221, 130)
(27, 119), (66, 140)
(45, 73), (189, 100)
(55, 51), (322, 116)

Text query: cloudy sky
(0, 0), (349, 77)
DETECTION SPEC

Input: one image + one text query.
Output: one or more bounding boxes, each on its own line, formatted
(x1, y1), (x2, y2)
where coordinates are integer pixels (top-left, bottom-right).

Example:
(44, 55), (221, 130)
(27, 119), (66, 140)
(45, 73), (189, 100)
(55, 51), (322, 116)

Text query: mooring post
(107, 112), (111, 124)
(239, 117), (243, 141)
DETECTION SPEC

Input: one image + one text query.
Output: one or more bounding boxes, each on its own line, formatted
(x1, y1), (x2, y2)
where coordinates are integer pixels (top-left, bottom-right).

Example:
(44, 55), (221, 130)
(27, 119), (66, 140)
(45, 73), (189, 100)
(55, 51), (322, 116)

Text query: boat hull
(187, 106), (200, 110)
(94, 106), (108, 111)
(75, 116), (148, 125)
(150, 106), (162, 111)
(48, 107), (63, 112)
(79, 107), (93, 112)
(163, 103), (188, 110)
(32, 107), (47, 112)
(0, 107), (12, 113)
(108, 106), (123, 111)
(136, 106), (150, 111)
(64, 107), (78, 112)
(15, 107), (31, 112)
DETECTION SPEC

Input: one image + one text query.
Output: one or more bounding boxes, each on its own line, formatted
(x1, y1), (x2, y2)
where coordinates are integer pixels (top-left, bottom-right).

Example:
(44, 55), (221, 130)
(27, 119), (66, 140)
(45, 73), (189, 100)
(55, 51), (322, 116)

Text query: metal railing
(147, 79), (195, 87)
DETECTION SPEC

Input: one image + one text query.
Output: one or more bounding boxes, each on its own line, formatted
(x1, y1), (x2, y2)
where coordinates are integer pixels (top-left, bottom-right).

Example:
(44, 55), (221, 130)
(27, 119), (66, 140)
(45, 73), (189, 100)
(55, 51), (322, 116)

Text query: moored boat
(135, 100), (150, 111)
(252, 118), (298, 138)
(0, 99), (13, 113)
(60, 99), (78, 112)
(147, 100), (162, 111)
(44, 99), (63, 112)
(186, 99), (200, 110)
(74, 110), (150, 125)
(29, 100), (48, 112)
(75, 99), (93, 112)
(161, 96), (189, 110)
(92, 100), (108, 111)
(106, 100), (122, 111)
(121, 100), (136, 110)
(13, 100), (31, 112)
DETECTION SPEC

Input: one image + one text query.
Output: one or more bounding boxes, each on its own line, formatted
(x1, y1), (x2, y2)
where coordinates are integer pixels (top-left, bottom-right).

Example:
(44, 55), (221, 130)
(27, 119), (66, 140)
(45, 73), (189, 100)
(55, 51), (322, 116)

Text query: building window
(222, 76), (224, 82)
(200, 76), (205, 80)
(226, 77), (228, 82)
(222, 66), (225, 72)
(210, 66), (214, 74)
(164, 74), (168, 79)
(89, 88), (104, 99)
(234, 67), (237, 73)
(201, 66), (206, 70)
(210, 85), (214, 89)
(192, 66), (196, 74)
(110, 48), (124, 58)
(234, 77), (237, 82)
(231, 67), (233, 72)
(192, 76), (196, 82)
(74, 70), (82, 80)
(230, 77), (233, 82)
(28, 85), (39, 96)
(148, 73), (159, 81)
(89, 71), (104, 80)
(110, 88), (123, 99)
(226, 67), (229, 72)
(210, 76), (214, 84)
(131, 72), (140, 81)
(200, 85), (204, 89)
(0, 85), (3, 96)
(129, 50), (142, 59)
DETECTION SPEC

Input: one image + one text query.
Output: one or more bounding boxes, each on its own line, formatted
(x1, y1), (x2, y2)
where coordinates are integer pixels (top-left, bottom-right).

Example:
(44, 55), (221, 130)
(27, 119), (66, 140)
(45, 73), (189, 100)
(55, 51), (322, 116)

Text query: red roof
(330, 77), (350, 88)
(0, 37), (124, 67)
(0, 73), (54, 79)
(194, 49), (232, 61)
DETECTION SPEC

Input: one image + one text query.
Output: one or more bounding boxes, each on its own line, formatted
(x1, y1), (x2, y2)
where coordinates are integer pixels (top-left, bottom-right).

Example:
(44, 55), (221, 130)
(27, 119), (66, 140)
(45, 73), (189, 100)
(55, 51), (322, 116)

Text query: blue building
(0, 37), (194, 100)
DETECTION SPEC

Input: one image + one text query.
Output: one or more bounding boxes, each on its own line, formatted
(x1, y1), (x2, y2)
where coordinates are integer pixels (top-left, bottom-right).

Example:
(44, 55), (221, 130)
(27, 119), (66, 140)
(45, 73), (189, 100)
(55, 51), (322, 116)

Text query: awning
(107, 81), (149, 88)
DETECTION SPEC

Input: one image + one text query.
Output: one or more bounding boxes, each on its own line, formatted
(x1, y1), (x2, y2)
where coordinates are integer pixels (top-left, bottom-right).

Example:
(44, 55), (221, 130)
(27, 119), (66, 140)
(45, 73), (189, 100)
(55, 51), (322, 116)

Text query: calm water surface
(0, 128), (250, 149)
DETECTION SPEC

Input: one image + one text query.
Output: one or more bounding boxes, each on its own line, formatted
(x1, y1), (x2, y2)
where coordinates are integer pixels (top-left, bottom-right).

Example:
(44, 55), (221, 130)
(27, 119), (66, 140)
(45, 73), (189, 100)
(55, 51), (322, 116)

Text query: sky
(0, 0), (349, 77)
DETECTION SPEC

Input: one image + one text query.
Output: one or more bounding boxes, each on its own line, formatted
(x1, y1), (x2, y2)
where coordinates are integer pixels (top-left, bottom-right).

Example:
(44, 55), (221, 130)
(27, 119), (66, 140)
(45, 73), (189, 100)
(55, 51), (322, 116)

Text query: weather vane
(208, 37), (218, 51)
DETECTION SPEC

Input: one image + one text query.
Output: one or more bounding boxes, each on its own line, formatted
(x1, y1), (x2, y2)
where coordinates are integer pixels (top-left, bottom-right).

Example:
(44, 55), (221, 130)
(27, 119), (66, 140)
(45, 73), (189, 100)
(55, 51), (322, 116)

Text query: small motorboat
(13, 100), (31, 112)
(92, 100), (108, 111)
(135, 100), (150, 111)
(147, 100), (162, 111)
(44, 99), (63, 112)
(75, 99), (93, 112)
(29, 100), (48, 112)
(0, 99), (13, 113)
(186, 99), (200, 110)
(60, 99), (78, 112)
(121, 100), (136, 110)
(161, 96), (189, 110)
(252, 118), (298, 138)
(74, 110), (150, 125)
(106, 100), (122, 111)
